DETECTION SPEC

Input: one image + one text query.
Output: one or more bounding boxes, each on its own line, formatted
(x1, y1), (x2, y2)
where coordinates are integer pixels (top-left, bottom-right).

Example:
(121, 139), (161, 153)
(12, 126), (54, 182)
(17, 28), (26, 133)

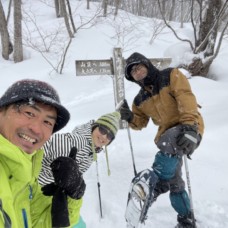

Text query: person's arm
(170, 68), (202, 156)
(39, 133), (88, 186)
(170, 68), (199, 126)
(130, 102), (150, 130)
(119, 99), (149, 130)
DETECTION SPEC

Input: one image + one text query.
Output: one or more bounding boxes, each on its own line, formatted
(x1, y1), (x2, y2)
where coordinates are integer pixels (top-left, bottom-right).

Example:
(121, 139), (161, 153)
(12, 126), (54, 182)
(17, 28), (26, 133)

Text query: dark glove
(51, 147), (86, 199)
(41, 147), (86, 228)
(176, 124), (198, 157)
(119, 99), (133, 123)
(51, 187), (69, 227)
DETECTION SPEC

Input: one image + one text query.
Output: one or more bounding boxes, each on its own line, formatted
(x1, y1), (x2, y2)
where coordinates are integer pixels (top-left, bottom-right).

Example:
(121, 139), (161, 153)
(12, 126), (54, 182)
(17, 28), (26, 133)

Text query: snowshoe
(125, 169), (158, 228)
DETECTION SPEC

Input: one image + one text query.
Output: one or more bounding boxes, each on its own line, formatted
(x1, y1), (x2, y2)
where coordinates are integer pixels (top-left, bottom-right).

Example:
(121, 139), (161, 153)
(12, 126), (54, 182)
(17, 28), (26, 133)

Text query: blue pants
(152, 125), (199, 216)
(72, 216), (86, 228)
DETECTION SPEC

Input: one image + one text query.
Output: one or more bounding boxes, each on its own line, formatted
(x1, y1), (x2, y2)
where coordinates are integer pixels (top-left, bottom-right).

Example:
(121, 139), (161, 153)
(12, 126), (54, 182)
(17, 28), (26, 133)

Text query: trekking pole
(116, 100), (138, 176)
(183, 155), (196, 228)
(127, 124), (137, 176)
(96, 160), (103, 219)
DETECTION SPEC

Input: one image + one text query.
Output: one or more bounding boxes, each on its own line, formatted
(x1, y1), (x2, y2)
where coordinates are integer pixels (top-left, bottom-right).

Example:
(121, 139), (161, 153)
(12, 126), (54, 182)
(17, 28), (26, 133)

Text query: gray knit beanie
(0, 79), (70, 133)
(94, 111), (121, 138)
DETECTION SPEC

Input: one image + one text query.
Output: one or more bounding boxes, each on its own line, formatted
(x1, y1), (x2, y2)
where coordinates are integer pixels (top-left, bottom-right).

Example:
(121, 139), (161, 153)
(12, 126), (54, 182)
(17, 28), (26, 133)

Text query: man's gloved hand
(50, 147), (86, 199)
(176, 124), (198, 157)
(119, 99), (133, 123)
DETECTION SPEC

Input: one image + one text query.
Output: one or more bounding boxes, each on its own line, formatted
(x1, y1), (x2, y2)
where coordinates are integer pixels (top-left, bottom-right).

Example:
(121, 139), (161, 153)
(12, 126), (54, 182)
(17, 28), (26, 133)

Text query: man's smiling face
(0, 102), (57, 154)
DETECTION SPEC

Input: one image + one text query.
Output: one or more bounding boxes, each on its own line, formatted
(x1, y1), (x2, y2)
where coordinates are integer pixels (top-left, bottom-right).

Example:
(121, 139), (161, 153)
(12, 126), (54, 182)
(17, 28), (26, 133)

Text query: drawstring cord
(92, 141), (110, 176)
(105, 146), (111, 176)
(92, 141), (97, 161)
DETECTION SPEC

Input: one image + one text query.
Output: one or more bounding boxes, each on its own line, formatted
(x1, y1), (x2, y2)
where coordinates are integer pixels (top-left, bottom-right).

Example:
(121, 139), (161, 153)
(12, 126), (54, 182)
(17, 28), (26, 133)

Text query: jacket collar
(0, 135), (43, 182)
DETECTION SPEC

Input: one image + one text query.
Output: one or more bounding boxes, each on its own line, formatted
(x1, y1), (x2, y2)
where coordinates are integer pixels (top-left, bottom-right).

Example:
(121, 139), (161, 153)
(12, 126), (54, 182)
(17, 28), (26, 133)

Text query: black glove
(176, 124), (198, 157)
(41, 147), (85, 227)
(51, 187), (69, 227)
(119, 99), (133, 123)
(51, 147), (86, 200)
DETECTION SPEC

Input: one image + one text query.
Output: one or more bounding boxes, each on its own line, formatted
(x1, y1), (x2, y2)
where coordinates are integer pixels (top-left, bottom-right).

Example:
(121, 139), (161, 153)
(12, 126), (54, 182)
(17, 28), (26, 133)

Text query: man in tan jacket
(120, 52), (204, 228)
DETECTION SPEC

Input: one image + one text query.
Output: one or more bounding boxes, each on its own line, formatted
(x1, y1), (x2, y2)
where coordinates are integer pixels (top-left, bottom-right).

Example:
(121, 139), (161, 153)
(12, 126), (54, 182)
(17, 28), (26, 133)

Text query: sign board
(75, 57), (172, 76)
(76, 59), (113, 76)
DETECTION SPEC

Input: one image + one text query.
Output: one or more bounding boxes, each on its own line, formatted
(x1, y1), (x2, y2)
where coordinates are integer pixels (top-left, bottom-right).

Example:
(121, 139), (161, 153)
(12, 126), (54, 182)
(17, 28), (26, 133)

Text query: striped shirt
(38, 120), (102, 186)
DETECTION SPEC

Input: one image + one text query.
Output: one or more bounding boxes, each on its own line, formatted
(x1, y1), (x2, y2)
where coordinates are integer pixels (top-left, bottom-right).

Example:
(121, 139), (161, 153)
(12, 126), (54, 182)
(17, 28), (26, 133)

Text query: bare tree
(149, 19), (166, 44)
(14, 0), (23, 63)
(138, 0), (143, 16)
(102, 0), (108, 17)
(59, 0), (74, 38)
(66, 0), (76, 33)
(0, 0), (13, 60)
(6, 0), (13, 24)
(158, 0), (228, 76)
(22, 3), (102, 74)
(169, 0), (176, 22)
(114, 0), (120, 16)
(54, 0), (61, 17)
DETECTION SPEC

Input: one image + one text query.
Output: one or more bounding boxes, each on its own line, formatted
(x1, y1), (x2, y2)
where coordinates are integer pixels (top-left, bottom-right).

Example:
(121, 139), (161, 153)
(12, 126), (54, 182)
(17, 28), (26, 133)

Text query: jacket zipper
(0, 199), (12, 228)
(22, 209), (28, 228)
(21, 184), (32, 228)
(13, 183), (33, 228)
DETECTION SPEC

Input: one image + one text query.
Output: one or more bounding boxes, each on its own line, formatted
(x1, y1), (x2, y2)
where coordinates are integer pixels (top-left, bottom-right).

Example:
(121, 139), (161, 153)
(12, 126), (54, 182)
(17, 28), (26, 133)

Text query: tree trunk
(14, 0), (23, 63)
(169, 0), (175, 22)
(54, 0), (61, 17)
(60, 0), (73, 38)
(138, 0), (143, 16)
(114, 0), (120, 16)
(0, 0), (12, 60)
(7, 0), (13, 24)
(66, 0), (76, 33)
(197, 0), (221, 54)
(102, 0), (108, 17)
(188, 57), (213, 77)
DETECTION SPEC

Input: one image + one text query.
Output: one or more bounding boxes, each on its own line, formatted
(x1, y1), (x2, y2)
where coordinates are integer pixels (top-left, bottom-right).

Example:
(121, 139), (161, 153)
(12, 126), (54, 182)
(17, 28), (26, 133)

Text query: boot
(176, 213), (197, 228)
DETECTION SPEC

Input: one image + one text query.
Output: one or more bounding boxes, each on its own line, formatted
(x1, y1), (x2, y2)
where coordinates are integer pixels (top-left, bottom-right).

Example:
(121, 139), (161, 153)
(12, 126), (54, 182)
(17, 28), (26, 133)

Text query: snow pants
(72, 216), (86, 228)
(152, 125), (201, 216)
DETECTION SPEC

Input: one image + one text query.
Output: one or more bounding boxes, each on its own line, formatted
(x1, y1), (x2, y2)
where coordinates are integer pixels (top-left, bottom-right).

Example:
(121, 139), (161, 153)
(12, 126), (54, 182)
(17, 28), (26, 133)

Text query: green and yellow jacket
(125, 52), (204, 143)
(0, 135), (82, 228)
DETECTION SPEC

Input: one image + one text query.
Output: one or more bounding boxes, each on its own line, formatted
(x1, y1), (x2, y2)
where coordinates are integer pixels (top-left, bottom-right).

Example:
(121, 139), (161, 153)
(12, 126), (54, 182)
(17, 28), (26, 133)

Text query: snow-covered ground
(1, 1), (228, 227)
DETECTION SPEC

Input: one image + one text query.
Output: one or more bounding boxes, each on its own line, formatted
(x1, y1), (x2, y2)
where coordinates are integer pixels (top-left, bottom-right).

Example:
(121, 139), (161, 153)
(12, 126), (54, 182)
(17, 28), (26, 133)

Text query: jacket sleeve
(39, 133), (88, 186)
(170, 68), (200, 127)
(129, 103), (150, 130)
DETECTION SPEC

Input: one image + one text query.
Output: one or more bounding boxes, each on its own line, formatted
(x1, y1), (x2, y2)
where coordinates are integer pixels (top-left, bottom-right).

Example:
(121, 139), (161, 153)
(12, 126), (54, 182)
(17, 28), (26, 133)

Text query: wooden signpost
(75, 48), (172, 129)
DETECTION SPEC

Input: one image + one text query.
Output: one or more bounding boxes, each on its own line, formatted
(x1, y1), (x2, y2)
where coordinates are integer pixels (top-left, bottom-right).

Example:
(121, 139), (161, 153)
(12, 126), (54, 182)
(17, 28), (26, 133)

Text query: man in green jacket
(0, 79), (84, 228)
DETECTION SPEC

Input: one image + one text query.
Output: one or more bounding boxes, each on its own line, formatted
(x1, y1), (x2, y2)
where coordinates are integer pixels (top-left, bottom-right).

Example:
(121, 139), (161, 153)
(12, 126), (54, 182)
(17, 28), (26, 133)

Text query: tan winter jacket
(126, 58), (204, 143)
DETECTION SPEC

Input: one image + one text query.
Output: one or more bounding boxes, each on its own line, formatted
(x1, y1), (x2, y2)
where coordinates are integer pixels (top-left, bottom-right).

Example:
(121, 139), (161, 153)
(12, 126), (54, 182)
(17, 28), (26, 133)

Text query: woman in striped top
(38, 111), (121, 228)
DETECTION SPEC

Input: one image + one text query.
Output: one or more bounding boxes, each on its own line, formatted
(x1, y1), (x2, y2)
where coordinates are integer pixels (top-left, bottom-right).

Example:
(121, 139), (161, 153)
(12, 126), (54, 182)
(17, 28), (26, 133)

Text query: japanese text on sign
(76, 60), (112, 76)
